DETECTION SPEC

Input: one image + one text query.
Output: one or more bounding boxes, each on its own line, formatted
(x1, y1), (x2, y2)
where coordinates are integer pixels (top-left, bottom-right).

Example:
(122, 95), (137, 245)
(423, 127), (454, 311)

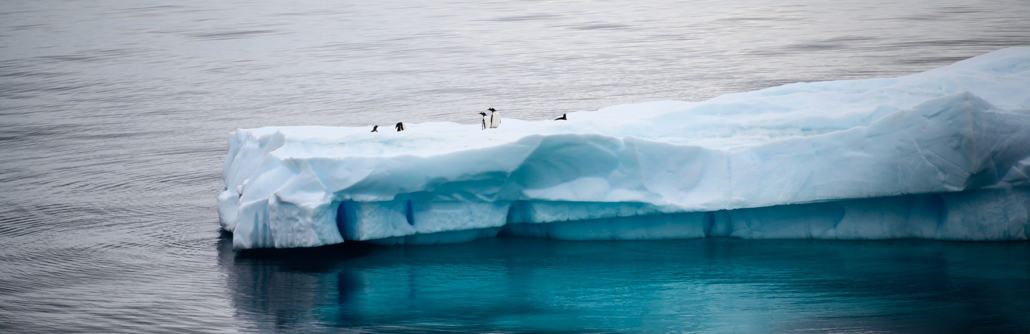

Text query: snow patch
(218, 48), (1030, 249)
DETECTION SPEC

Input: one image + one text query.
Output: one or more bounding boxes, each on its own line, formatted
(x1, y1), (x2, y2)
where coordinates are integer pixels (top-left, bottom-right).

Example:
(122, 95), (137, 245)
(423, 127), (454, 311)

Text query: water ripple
(1, 0), (1029, 332)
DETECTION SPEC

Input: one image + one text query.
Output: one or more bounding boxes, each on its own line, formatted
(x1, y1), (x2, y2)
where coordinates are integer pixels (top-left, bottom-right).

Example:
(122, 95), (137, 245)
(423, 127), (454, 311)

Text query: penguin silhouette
(395, 122), (404, 132)
(555, 113), (567, 121)
(371, 125), (378, 132)
(479, 112), (488, 130)
(488, 108), (500, 129)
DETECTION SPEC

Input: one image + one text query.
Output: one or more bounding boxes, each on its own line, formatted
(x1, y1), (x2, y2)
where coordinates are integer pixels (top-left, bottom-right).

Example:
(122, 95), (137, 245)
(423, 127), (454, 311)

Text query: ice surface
(218, 48), (1030, 249)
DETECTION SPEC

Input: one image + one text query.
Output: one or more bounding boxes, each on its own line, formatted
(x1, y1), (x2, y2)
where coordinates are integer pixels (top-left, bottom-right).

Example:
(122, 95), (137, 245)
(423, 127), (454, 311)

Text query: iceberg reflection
(220, 235), (1030, 332)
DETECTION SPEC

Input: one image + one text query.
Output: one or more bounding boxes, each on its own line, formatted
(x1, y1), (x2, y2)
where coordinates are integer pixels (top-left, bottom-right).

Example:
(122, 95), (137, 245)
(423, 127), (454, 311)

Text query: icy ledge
(218, 48), (1030, 249)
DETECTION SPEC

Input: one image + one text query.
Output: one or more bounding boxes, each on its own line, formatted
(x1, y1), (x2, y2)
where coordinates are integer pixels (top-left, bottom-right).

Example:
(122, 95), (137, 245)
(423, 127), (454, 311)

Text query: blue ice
(218, 47), (1030, 249)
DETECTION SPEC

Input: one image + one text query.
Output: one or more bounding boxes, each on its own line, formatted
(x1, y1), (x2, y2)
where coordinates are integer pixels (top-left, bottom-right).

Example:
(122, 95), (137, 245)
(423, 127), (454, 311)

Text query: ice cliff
(218, 47), (1030, 249)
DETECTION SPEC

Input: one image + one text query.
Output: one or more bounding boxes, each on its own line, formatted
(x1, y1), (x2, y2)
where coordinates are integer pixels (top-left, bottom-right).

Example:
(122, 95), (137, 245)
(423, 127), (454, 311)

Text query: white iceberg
(218, 47), (1030, 249)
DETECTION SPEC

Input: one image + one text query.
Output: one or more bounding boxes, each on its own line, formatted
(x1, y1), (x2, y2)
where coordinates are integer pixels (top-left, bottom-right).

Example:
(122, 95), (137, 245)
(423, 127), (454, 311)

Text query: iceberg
(218, 47), (1030, 249)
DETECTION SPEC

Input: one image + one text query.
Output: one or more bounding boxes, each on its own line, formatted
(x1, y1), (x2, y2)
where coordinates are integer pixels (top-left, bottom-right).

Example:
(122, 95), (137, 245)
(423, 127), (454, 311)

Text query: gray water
(1, 0), (1029, 332)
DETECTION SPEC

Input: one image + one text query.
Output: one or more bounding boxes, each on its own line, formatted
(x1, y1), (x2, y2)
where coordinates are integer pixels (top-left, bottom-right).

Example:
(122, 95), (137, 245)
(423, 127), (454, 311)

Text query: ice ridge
(218, 47), (1030, 249)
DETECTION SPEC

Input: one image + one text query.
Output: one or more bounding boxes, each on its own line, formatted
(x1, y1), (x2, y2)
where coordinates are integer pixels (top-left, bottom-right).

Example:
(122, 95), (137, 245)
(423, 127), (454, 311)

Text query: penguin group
(370, 108), (567, 133)
(477, 107), (503, 130)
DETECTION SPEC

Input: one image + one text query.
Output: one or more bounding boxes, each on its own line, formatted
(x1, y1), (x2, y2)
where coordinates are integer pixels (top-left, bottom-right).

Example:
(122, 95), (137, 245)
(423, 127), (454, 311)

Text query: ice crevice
(219, 47), (1030, 249)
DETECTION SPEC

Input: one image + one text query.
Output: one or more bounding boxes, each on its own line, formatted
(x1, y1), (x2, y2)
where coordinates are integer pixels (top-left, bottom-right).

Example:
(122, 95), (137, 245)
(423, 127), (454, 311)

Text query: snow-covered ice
(218, 47), (1030, 249)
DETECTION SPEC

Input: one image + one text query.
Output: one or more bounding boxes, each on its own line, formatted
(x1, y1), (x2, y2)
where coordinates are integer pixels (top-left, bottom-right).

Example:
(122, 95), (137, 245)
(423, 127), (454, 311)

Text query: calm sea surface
(1, 0), (1029, 332)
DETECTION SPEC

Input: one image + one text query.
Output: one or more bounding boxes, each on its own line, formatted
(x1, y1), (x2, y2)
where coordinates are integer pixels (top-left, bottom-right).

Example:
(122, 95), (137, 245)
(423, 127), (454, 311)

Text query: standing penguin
(479, 112), (489, 130)
(395, 122), (404, 132)
(371, 125), (379, 132)
(488, 108), (500, 129)
(555, 113), (567, 121)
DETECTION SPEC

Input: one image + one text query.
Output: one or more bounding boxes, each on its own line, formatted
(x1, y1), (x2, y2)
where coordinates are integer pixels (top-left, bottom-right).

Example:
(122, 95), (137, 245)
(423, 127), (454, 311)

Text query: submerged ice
(218, 48), (1030, 249)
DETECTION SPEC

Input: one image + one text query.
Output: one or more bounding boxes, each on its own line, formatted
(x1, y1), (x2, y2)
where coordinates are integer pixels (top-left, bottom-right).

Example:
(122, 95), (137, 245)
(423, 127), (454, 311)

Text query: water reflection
(4, 0), (1030, 331)
(219, 235), (1030, 333)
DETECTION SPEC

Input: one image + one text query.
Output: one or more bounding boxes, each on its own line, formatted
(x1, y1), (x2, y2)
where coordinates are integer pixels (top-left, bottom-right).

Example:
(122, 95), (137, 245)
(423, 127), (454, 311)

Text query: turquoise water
(224, 237), (1030, 333)
(3, 0), (1030, 332)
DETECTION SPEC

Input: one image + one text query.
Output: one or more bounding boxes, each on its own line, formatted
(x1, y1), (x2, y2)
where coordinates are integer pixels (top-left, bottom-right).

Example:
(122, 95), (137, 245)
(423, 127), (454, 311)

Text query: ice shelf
(218, 47), (1030, 249)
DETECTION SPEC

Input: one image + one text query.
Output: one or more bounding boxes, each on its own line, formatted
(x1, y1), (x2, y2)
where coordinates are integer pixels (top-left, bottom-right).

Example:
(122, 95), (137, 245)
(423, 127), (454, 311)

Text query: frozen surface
(218, 48), (1030, 249)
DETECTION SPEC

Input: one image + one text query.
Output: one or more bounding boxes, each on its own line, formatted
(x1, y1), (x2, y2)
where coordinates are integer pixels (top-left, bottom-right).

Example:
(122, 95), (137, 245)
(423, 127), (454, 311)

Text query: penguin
(371, 125), (379, 133)
(488, 108), (500, 129)
(479, 112), (488, 130)
(395, 122), (404, 132)
(555, 113), (567, 121)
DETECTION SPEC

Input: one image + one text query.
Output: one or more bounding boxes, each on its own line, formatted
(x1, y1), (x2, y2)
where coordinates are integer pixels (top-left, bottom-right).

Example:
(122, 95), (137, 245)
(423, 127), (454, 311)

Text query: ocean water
(1, 0), (1029, 332)
(226, 238), (1030, 333)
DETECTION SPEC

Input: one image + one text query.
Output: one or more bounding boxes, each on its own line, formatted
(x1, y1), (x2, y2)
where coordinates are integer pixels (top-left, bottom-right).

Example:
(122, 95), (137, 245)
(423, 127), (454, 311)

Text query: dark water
(224, 238), (1030, 333)
(2, 0), (1029, 332)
